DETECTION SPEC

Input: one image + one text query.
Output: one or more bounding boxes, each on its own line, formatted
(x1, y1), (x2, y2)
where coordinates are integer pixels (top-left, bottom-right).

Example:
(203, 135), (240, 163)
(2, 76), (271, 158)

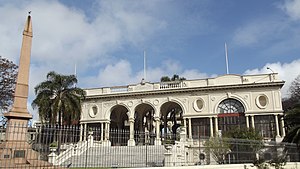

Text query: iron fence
(0, 123), (299, 168)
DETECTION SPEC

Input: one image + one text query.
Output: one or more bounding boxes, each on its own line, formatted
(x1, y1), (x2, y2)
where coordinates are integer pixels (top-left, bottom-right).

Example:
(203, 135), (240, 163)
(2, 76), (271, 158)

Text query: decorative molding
(103, 102), (115, 108)
(256, 94), (269, 109)
(193, 98), (205, 112)
(153, 99), (159, 106)
(226, 92), (231, 98)
(127, 101), (133, 107)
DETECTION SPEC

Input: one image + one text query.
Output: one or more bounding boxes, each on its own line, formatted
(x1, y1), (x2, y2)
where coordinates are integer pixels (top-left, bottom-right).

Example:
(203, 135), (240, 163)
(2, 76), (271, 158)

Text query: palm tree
(32, 71), (85, 125)
(32, 71), (85, 153)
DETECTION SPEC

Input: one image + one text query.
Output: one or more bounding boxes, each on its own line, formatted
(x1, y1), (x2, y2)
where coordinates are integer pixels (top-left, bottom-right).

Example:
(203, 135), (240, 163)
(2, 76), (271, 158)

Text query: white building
(80, 73), (285, 146)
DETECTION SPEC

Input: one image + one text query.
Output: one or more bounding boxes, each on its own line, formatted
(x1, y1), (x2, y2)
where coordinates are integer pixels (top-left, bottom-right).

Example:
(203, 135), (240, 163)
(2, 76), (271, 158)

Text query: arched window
(217, 99), (246, 135)
(217, 98), (245, 114)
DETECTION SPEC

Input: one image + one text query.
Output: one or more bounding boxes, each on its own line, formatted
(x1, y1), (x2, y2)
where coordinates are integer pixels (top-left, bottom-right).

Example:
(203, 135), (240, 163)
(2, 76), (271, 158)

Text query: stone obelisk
(5, 14), (33, 124)
(2, 13), (33, 161)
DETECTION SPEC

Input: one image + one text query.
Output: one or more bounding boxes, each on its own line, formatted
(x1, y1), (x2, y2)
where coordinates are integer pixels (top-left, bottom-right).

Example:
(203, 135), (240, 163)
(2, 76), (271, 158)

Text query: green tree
(224, 128), (263, 161)
(283, 104), (300, 145)
(160, 74), (186, 82)
(32, 71), (85, 125)
(282, 75), (300, 155)
(289, 75), (300, 102)
(204, 136), (231, 164)
(0, 56), (18, 126)
(160, 76), (171, 82)
(282, 75), (300, 112)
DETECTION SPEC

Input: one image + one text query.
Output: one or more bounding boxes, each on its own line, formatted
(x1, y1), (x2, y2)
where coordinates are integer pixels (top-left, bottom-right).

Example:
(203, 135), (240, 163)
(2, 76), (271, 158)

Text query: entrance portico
(80, 74), (285, 146)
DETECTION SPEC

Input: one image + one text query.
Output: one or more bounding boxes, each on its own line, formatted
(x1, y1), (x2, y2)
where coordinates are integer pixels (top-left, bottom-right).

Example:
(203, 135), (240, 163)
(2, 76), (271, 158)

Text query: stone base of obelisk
(0, 116), (61, 168)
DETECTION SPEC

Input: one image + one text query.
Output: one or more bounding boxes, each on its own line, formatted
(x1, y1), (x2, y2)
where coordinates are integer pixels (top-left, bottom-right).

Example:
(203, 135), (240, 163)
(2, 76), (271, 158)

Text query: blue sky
(0, 0), (300, 119)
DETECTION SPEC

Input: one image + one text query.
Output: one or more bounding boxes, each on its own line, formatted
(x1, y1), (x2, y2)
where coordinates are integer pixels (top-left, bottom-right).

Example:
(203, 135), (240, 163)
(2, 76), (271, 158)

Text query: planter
(50, 147), (57, 152)
(164, 144), (173, 151)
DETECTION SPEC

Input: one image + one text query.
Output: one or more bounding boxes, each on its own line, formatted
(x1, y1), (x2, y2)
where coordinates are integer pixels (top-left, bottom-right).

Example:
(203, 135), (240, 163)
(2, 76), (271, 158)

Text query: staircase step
(60, 145), (165, 168)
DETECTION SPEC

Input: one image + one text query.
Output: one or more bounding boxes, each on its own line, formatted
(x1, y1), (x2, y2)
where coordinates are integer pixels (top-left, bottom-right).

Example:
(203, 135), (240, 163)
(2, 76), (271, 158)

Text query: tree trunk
(57, 110), (62, 154)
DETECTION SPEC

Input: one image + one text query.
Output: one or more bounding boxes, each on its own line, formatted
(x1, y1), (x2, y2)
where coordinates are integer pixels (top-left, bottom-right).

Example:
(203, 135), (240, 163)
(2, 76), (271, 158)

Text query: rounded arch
(214, 95), (248, 114)
(215, 97), (247, 135)
(110, 104), (129, 130)
(131, 100), (158, 118)
(105, 102), (132, 120)
(159, 98), (186, 116)
(134, 103), (156, 145)
(160, 101), (184, 144)
(145, 100), (158, 116)
(109, 104), (130, 146)
(217, 98), (245, 114)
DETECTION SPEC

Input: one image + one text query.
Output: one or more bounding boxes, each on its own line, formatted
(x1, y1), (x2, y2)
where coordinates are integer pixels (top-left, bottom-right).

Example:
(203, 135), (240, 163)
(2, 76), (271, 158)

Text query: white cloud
(281, 0), (300, 20)
(232, 19), (287, 46)
(181, 69), (214, 80)
(0, 0), (169, 119)
(3, 0), (299, 121)
(96, 60), (137, 86)
(81, 59), (214, 89)
(0, 0), (168, 70)
(244, 59), (300, 97)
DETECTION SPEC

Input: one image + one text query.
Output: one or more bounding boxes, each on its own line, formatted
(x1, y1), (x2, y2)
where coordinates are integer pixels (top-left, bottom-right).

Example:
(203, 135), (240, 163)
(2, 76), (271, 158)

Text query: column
(105, 122), (110, 140)
(83, 123), (87, 141)
(209, 117), (213, 137)
(251, 116), (255, 129)
(188, 118), (192, 140)
(80, 124), (83, 141)
(183, 118), (187, 133)
(104, 122), (107, 141)
(101, 122), (104, 141)
(130, 119), (134, 139)
(246, 116), (249, 128)
(275, 114), (280, 137)
(103, 122), (111, 146)
(280, 116), (286, 137)
(155, 117), (161, 145)
(128, 118), (135, 146)
(214, 117), (219, 137)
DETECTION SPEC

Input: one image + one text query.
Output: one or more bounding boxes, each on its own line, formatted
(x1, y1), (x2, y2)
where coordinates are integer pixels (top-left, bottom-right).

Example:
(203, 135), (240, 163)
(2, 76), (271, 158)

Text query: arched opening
(217, 98), (246, 135)
(134, 103), (155, 145)
(160, 101), (183, 144)
(110, 105), (129, 146)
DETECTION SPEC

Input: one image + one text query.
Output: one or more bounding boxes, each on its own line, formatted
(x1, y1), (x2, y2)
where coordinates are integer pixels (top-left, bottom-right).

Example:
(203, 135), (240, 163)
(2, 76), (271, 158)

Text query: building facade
(80, 73), (285, 146)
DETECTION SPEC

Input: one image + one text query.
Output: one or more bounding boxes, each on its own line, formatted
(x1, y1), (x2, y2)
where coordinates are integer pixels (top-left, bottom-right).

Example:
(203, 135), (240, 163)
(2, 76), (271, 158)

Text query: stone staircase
(60, 145), (165, 168)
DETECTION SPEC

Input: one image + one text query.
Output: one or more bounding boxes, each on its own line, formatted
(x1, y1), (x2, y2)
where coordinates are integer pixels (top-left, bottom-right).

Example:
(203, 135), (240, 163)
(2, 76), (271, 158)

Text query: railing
(0, 123), (299, 168)
(111, 86), (128, 93)
(85, 74), (283, 96)
(160, 81), (182, 89)
(54, 135), (91, 165)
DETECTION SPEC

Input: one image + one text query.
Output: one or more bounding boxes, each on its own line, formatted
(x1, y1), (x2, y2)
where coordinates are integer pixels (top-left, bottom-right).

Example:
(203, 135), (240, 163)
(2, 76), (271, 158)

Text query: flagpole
(225, 42), (229, 74)
(144, 50), (146, 81)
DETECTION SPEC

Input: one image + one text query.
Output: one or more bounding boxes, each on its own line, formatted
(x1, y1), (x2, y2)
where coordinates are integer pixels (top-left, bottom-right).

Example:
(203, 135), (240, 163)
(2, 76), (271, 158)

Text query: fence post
(164, 145), (174, 167)
(88, 131), (94, 147)
(48, 150), (57, 165)
(85, 132), (88, 169)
